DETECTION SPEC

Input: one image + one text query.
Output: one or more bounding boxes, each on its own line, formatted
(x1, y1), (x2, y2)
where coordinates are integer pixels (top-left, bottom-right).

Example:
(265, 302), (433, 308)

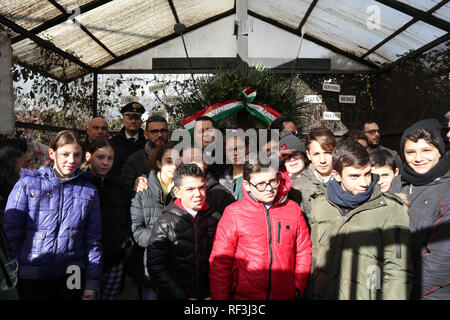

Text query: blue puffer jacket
(4, 165), (102, 291)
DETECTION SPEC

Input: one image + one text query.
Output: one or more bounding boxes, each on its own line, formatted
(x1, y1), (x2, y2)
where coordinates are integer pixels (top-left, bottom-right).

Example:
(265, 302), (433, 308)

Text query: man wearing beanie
(391, 118), (450, 300)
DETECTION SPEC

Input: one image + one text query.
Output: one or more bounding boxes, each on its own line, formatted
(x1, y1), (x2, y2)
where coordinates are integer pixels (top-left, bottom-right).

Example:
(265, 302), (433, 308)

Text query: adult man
(84, 117), (109, 149)
(110, 102), (146, 175)
(270, 115), (298, 136)
(308, 139), (413, 300)
(363, 120), (402, 170)
(121, 115), (169, 190)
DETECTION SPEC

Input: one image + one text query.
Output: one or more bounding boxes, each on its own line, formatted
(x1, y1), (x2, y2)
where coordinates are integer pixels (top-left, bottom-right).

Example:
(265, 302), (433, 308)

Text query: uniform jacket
(121, 147), (152, 193)
(209, 174), (312, 300)
(308, 183), (414, 300)
(4, 165), (102, 290)
(148, 200), (220, 300)
(110, 127), (146, 176)
(391, 169), (450, 299)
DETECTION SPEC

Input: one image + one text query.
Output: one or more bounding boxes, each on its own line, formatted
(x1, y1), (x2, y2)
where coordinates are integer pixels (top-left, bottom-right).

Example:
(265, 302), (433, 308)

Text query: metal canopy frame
(1, 0), (449, 83)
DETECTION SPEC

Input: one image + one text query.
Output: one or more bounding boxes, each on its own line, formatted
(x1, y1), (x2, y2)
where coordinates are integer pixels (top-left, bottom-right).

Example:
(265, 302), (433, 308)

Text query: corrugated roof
(1, 0), (448, 82)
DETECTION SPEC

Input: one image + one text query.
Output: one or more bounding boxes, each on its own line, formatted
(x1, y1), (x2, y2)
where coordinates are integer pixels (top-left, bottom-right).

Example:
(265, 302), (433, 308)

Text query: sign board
(163, 96), (181, 104)
(323, 111), (341, 121)
(148, 82), (167, 92)
(322, 83), (341, 92)
(339, 95), (356, 104)
(0, 34), (14, 135)
(121, 96), (139, 104)
(304, 95), (322, 104)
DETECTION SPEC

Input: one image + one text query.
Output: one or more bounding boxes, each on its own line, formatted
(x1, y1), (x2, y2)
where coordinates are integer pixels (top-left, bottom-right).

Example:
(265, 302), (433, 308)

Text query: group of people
(0, 102), (449, 300)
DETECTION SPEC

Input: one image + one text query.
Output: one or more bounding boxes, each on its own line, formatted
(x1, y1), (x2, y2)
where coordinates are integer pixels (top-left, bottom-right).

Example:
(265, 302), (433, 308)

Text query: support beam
(236, 0), (249, 62)
(11, 0), (113, 44)
(375, 0), (450, 33)
(46, 0), (116, 58)
(297, 0), (318, 32)
(248, 10), (380, 70)
(0, 14), (95, 73)
(362, 0), (449, 59)
(167, 0), (181, 23)
(92, 72), (98, 118)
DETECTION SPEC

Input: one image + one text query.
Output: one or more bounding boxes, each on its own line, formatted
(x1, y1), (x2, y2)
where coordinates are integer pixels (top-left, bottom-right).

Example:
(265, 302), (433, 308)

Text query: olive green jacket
(307, 184), (414, 300)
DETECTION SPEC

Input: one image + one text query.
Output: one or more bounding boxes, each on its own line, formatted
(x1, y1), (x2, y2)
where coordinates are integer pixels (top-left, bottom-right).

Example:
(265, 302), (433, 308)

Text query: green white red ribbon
(182, 87), (281, 131)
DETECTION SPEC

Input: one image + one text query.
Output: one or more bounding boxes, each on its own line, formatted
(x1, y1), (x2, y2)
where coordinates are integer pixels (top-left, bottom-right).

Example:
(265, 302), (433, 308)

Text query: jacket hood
(241, 170), (292, 207)
(400, 118), (445, 157)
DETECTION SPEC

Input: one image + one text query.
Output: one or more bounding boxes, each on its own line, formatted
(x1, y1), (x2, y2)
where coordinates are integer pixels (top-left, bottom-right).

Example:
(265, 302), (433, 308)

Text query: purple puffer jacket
(4, 165), (102, 291)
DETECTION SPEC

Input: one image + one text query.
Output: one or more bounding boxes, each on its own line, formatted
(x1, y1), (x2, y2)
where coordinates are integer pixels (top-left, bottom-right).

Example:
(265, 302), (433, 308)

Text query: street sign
(322, 83), (341, 92)
(323, 111), (341, 121)
(121, 96), (139, 104)
(163, 96), (181, 104)
(339, 95), (356, 104)
(304, 95), (322, 104)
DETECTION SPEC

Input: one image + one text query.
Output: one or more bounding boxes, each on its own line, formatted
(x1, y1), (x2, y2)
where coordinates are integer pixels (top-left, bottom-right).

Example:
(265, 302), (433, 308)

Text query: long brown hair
(81, 137), (115, 170)
(42, 130), (83, 167)
(148, 143), (174, 171)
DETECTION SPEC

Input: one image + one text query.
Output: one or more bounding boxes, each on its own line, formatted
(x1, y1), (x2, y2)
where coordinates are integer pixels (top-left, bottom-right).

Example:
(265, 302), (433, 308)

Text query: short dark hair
(195, 116), (215, 128)
(306, 127), (336, 153)
(173, 163), (205, 188)
(404, 128), (441, 151)
(362, 119), (378, 130)
(87, 136), (116, 155)
(243, 155), (277, 182)
(333, 139), (370, 175)
(369, 149), (397, 171)
(145, 115), (167, 130)
(341, 130), (368, 143)
(270, 115), (295, 131)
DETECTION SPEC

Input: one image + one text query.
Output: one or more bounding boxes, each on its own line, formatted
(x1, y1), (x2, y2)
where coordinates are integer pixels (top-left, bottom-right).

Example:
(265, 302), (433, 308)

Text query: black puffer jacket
(205, 175), (235, 216)
(87, 171), (131, 268)
(147, 200), (220, 300)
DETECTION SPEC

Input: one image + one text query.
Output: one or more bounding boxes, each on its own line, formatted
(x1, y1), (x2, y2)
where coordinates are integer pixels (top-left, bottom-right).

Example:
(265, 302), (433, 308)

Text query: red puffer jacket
(209, 172), (312, 300)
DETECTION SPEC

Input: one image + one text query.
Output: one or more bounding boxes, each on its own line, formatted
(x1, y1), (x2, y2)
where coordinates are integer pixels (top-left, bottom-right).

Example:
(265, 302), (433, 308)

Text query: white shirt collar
(125, 131), (139, 141)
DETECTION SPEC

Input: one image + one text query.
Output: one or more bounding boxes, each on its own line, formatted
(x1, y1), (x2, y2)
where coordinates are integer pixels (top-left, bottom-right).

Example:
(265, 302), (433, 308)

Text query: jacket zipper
(265, 206), (273, 300)
(277, 221), (281, 244)
(193, 216), (199, 298)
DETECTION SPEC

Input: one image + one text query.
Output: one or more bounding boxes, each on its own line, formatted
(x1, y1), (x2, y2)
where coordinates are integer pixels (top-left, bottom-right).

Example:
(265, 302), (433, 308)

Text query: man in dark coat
(110, 102), (147, 175)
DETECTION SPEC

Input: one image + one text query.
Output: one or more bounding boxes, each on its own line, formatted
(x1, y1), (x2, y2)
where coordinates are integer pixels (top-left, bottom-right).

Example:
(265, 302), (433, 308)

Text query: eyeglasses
(364, 129), (380, 135)
(248, 177), (281, 192)
(284, 152), (304, 162)
(148, 129), (169, 135)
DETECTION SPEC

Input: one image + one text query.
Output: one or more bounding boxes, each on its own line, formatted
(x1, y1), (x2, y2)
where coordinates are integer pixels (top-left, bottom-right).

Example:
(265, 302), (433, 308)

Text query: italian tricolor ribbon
(182, 87), (282, 131)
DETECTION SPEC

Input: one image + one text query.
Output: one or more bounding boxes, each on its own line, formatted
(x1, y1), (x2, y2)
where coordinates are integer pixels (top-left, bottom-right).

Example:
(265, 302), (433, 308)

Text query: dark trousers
(17, 275), (85, 300)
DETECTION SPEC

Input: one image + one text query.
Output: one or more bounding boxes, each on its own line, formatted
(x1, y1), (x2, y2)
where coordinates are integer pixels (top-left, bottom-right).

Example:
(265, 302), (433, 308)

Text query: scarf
(327, 175), (377, 210)
(401, 154), (450, 186)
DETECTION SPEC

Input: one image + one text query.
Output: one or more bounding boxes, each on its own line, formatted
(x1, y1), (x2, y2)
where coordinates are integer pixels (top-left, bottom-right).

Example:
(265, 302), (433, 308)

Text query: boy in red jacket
(209, 155), (312, 300)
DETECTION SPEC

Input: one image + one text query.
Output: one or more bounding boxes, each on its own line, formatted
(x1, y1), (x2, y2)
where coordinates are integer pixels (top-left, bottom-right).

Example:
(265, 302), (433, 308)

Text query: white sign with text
(339, 95), (356, 104)
(323, 111), (341, 121)
(322, 83), (341, 92)
(304, 95), (322, 104)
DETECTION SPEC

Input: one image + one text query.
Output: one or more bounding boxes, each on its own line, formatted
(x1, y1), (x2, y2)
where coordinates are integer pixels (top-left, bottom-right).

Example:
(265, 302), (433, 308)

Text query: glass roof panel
(373, 21), (447, 62)
(248, 0), (311, 29)
(0, 0), (62, 30)
(56, 0), (94, 11)
(174, 0), (234, 27)
(12, 38), (87, 80)
(303, 0), (414, 57)
(77, 0), (176, 57)
(432, 3), (450, 21)
(37, 23), (113, 68)
(396, 0), (441, 12)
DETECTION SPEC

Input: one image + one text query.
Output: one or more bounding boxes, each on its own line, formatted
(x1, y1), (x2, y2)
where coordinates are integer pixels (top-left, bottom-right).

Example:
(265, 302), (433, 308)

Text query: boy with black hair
(369, 149), (399, 192)
(209, 155), (312, 300)
(308, 139), (413, 300)
(147, 163), (220, 300)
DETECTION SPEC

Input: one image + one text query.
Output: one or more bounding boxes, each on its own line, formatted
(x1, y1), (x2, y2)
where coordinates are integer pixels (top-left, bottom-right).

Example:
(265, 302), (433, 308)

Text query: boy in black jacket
(147, 163), (220, 300)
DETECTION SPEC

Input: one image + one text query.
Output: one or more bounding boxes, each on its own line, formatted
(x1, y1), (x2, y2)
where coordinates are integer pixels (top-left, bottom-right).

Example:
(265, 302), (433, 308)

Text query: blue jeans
(140, 286), (158, 300)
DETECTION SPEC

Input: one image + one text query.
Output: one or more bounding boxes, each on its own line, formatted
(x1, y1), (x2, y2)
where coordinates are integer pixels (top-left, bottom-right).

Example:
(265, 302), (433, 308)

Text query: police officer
(110, 102), (147, 175)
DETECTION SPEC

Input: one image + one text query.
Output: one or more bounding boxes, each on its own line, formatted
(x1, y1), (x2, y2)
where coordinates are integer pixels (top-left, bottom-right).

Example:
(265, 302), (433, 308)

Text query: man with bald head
(83, 117), (109, 152)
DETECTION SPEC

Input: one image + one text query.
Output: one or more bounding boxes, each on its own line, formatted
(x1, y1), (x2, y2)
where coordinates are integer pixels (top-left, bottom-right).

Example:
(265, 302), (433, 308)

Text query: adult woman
(391, 119), (450, 300)
(84, 137), (130, 300)
(129, 143), (177, 300)
(4, 130), (102, 300)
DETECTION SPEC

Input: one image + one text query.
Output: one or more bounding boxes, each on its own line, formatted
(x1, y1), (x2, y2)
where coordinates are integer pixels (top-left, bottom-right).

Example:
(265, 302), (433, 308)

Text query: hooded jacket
(4, 165), (102, 290)
(308, 183), (413, 300)
(209, 173), (312, 300)
(148, 199), (220, 300)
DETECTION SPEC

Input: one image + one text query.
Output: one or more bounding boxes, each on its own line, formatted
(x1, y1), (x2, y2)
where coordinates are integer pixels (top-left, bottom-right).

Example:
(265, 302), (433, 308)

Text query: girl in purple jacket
(4, 130), (102, 300)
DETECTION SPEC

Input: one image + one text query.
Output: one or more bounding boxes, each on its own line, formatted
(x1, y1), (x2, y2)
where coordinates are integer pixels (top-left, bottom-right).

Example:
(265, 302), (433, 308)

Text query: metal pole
(92, 72), (98, 117)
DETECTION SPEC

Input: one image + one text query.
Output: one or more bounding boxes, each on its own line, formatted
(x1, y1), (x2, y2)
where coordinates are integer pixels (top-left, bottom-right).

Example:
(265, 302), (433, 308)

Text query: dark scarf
(401, 154), (450, 186)
(327, 175), (377, 210)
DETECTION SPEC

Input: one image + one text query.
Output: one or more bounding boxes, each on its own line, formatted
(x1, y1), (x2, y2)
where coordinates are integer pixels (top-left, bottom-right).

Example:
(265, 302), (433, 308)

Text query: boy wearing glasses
(209, 155), (312, 300)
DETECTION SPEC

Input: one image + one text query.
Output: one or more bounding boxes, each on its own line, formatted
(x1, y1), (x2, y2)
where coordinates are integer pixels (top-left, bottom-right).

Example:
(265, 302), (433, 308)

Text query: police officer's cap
(121, 102), (145, 116)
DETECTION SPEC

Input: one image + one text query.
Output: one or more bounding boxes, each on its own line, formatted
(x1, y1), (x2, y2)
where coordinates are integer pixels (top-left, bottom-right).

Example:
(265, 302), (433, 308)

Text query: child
(209, 155), (312, 300)
(147, 163), (220, 300)
(369, 149), (399, 192)
(308, 139), (413, 300)
(4, 130), (102, 300)
(84, 137), (130, 300)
